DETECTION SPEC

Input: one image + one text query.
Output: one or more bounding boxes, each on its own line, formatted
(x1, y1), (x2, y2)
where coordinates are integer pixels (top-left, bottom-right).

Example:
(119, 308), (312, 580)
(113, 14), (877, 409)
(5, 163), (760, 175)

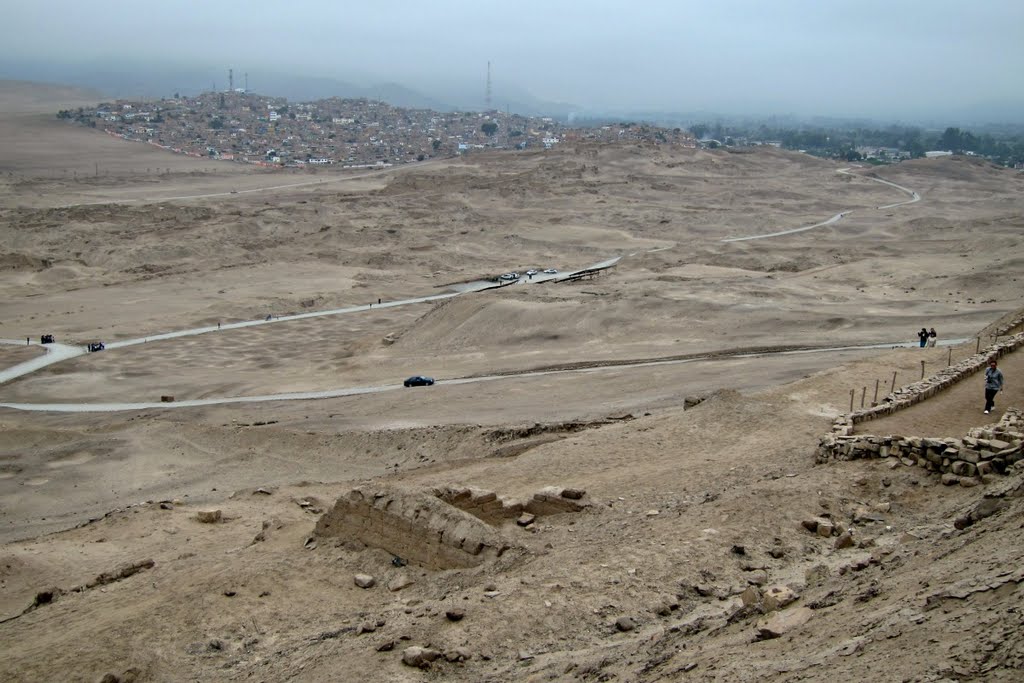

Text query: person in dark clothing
(984, 358), (1004, 415)
(918, 328), (929, 348)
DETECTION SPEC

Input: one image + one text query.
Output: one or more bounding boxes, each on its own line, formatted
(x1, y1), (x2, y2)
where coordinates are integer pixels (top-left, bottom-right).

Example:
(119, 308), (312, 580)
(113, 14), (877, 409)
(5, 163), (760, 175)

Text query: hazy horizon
(3, 0), (1023, 124)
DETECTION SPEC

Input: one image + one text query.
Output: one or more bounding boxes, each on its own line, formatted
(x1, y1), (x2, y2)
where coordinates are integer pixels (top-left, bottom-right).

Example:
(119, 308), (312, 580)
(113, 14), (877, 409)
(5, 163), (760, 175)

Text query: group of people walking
(917, 327), (938, 347)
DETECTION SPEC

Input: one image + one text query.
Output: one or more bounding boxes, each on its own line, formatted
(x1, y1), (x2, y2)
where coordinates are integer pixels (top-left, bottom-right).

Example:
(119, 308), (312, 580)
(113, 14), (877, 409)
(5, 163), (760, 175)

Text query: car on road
(404, 375), (435, 387)
(525, 269), (539, 276)
(499, 272), (520, 281)
(543, 268), (558, 274)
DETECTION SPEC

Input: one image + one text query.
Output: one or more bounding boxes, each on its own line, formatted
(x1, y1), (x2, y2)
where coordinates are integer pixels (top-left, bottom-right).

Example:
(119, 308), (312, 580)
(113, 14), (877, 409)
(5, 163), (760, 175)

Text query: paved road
(0, 339), (968, 413)
(721, 167), (919, 242)
(0, 259), (622, 389)
(0, 339), (85, 384)
(65, 160), (438, 207)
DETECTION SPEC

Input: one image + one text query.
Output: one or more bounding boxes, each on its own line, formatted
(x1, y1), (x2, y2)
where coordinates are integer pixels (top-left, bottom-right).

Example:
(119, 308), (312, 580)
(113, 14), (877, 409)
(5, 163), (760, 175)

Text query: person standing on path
(918, 328), (929, 348)
(984, 358), (1004, 415)
(927, 327), (938, 347)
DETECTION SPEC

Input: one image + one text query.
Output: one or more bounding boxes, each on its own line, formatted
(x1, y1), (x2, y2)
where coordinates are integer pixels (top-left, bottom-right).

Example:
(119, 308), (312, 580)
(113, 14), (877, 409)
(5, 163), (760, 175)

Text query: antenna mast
(485, 61), (492, 111)
(228, 68), (234, 92)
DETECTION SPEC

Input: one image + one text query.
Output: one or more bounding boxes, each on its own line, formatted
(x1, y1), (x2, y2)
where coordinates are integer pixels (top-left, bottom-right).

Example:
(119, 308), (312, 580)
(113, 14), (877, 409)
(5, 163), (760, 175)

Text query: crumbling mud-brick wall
(314, 487), (513, 570)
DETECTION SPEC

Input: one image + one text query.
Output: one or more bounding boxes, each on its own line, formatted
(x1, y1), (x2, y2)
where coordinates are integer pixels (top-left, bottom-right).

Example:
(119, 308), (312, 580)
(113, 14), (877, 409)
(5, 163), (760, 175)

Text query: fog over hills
(3, 1), (1021, 126)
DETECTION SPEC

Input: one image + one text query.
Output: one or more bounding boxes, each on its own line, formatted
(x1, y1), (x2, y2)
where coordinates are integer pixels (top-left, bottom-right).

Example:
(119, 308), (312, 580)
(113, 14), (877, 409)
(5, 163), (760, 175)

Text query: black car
(403, 375), (435, 387)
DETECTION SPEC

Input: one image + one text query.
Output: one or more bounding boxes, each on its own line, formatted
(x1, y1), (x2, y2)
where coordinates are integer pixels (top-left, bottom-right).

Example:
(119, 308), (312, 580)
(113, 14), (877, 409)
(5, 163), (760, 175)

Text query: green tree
(938, 127), (962, 151)
(481, 121), (498, 136)
(432, 139), (442, 151)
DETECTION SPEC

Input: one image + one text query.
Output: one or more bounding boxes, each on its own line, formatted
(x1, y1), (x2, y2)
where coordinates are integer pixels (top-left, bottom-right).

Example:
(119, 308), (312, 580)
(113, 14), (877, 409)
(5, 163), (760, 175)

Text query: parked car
(499, 272), (520, 281)
(543, 268), (558, 274)
(87, 342), (105, 353)
(525, 269), (539, 276)
(404, 375), (435, 387)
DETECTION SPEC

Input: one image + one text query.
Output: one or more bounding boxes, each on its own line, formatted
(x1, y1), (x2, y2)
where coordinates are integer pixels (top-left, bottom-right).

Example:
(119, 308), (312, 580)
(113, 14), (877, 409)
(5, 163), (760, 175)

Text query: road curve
(721, 167), (920, 242)
(0, 339), (85, 384)
(0, 259), (622, 388)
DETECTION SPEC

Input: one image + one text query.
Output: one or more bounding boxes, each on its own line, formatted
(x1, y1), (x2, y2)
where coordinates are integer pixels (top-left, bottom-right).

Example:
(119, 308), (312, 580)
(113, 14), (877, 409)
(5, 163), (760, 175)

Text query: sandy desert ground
(1, 82), (1023, 682)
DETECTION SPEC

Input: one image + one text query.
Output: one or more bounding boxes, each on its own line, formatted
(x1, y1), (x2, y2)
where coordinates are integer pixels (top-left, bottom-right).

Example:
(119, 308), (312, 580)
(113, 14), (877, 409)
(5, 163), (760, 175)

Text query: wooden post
(860, 386), (866, 408)
(976, 337), (981, 353)
(920, 360), (925, 379)
(849, 389), (855, 412)
(947, 348), (952, 367)
(873, 379), (880, 404)
(891, 371), (897, 393)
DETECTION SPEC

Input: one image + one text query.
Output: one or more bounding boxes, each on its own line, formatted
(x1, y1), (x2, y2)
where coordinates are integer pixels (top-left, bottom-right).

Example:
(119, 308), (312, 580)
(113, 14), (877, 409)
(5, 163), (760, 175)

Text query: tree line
(688, 122), (1024, 166)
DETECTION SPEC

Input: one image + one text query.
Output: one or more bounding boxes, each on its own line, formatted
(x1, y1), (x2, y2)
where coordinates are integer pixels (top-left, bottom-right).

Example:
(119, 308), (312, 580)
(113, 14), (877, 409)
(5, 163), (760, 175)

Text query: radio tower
(244, 72), (249, 92)
(485, 61), (492, 111)
(228, 68), (234, 92)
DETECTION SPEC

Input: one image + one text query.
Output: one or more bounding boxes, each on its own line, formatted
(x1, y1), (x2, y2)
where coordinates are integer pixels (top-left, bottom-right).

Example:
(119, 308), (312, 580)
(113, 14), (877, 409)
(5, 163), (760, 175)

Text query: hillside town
(58, 92), (696, 168)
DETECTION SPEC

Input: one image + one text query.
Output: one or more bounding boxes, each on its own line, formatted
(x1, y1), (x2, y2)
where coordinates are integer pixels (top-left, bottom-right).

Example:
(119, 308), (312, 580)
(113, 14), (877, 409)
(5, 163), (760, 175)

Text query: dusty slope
(1, 90), (1023, 682)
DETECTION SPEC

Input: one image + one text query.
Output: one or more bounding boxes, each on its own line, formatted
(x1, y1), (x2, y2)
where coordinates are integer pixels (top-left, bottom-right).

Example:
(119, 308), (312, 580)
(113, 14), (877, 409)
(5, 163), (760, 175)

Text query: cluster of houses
(66, 92), (695, 169)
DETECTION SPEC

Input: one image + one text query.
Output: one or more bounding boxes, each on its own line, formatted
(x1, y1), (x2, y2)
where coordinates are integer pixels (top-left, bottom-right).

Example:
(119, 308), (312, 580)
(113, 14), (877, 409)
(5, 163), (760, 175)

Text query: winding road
(721, 167), (919, 242)
(1, 166), (923, 413)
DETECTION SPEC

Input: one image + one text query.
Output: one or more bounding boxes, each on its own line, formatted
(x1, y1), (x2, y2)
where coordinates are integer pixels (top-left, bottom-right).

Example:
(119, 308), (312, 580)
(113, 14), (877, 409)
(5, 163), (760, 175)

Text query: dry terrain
(1, 82), (1023, 682)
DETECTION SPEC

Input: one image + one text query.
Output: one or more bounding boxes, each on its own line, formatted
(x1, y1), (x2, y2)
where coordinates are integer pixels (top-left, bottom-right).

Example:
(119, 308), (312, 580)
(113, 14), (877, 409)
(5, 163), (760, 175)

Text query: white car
(499, 272), (520, 281)
(543, 268), (558, 274)
(525, 269), (539, 276)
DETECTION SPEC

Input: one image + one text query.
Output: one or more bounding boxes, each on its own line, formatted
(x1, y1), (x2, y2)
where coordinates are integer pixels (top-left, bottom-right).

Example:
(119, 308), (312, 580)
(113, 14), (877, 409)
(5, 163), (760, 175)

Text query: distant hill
(0, 80), (106, 114)
(0, 58), (578, 119)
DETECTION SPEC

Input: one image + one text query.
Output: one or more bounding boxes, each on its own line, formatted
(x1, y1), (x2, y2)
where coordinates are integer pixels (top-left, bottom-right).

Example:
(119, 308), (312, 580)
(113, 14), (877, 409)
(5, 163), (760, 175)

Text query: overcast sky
(3, 0), (1023, 120)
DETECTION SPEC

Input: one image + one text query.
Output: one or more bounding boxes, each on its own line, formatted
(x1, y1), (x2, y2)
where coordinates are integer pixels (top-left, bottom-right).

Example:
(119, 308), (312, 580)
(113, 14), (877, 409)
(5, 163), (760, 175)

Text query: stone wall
(827, 325), (1024, 437)
(816, 408), (1023, 486)
(816, 320), (1024, 483)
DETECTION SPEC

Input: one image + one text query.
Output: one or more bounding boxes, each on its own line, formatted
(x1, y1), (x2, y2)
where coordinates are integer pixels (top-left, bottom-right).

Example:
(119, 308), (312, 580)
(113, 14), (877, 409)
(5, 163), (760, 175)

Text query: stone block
(195, 510), (222, 523)
(951, 461), (976, 477)
(756, 607), (813, 639)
